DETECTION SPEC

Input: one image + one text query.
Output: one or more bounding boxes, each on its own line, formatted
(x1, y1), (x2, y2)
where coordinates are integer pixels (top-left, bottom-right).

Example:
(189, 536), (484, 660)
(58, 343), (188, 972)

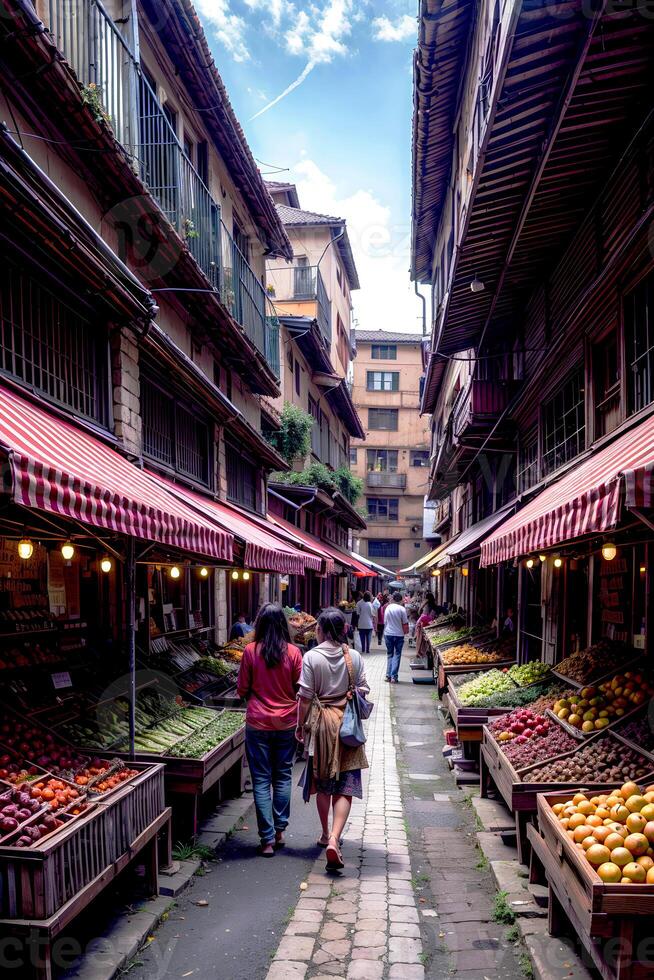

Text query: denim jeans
(245, 726), (297, 844)
(385, 634), (405, 681)
(359, 628), (372, 653)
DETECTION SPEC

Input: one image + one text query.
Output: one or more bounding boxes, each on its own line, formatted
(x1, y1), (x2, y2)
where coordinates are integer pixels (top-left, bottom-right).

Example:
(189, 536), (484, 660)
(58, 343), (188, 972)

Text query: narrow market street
(124, 642), (526, 980)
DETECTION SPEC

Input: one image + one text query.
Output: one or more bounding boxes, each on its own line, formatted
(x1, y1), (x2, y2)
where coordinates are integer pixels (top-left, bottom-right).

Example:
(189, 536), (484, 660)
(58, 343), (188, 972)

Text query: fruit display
(526, 736), (654, 785)
(0, 785), (46, 839)
(508, 662), (552, 687)
(554, 640), (632, 684)
(167, 710), (245, 759)
(551, 669), (654, 733)
(288, 612), (316, 630)
(220, 640), (246, 662)
(617, 716), (654, 755)
(441, 644), (509, 666)
(501, 725), (579, 769)
(25, 777), (84, 812)
(481, 679), (572, 712)
(0, 720), (90, 773)
(549, 783), (654, 884)
(457, 669), (516, 707)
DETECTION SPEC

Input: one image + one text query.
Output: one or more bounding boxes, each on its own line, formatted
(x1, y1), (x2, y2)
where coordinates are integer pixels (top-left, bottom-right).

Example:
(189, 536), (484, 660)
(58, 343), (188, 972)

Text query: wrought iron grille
(226, 445), (259, 511)
(0, 262), (108, 425)
(141, 374), (211, 486)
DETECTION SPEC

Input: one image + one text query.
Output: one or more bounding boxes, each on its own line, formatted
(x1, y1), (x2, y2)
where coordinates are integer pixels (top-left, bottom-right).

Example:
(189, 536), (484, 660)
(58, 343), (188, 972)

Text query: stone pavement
(266, 646), (426, 980)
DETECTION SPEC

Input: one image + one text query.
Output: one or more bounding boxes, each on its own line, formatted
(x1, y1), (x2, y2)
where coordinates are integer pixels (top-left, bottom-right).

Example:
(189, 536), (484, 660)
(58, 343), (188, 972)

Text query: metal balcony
(292, 265), (331, 344)
(366, 472), (406, 489)
(43, 0), (276, 377)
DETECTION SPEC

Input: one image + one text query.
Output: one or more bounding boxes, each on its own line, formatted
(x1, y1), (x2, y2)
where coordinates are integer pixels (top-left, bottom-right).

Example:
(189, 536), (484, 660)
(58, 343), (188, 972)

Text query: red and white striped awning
(267, 515), (336, 576)
(0, 384), (233, 560)
(154, 474), (320, 575)
(481, 414), (654, 567)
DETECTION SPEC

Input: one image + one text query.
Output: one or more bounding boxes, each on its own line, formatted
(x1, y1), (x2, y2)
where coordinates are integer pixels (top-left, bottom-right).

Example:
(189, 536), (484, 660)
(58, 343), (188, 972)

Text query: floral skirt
(300, 762), (363, 799)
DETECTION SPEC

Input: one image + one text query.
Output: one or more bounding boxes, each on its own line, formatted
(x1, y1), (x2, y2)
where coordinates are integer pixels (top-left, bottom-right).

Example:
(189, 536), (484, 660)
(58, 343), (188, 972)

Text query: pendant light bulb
(100, 556), (112, 574)
(170, 565), (181, 579)
(526, 558), (534, 570)
(231, 570), (240, 581)
(554, 556), (563, 569)
(539, 554), (546, 563)
(61, 540), (75, 561)
(435, 569), (441, 577)
(200, 567), (209, 578)
(242, 571), (250, 582)
(17, 538), (34, 560)
(461, 567), (469, 577)
(601, 541), (617, 562)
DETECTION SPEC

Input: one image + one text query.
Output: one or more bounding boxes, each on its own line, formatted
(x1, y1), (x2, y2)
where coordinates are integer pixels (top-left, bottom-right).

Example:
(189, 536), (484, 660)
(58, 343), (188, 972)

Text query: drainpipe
(415, 280), (427, 336)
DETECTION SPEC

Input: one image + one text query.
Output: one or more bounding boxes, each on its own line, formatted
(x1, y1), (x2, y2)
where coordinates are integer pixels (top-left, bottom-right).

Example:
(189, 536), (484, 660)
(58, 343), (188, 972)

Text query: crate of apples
(552, 669), (654, 733)
(551, 782), (654, 883)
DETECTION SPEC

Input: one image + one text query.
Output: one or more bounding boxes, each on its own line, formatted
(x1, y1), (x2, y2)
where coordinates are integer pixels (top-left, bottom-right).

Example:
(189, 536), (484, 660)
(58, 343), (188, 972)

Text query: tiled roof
(276, 205), (360, 291)
(353, 330), (425, 344)
(276, 204), (345, 226)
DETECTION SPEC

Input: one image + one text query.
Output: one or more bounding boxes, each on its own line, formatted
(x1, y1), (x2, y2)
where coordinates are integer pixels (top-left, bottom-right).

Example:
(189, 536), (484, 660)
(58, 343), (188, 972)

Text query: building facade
(350, 331), (431, 573)
(413, 0), (654, 657)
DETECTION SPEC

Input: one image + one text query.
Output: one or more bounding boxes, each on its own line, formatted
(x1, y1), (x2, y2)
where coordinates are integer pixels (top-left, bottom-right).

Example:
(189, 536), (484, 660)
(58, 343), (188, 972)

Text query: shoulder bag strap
(342, 644), (355, 691)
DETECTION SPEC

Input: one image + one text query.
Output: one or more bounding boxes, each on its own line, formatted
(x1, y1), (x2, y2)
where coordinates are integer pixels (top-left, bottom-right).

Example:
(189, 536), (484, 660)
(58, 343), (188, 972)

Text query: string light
(17, 538), (34, 560)
(526, 558), (534, 570)
(640, 565), (647, 574)
(461, 567), (469, 577)
(61, 541), (75, 561)
(200, 567), (209, 578)
(554, 557), (563, 569)
(170, 566), (181, 579)
(601, 541), (617, 561)
(243, 571), (250, 582)
(539, 554), (546, 563)
(100, 556), (113, 574)
(231, 570), (240, 580)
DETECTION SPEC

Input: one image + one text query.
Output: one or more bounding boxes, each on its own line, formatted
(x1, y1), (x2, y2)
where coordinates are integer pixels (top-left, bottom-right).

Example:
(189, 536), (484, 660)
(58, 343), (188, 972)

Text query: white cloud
(372, 13), (416, 42)
(290, 158), (424, 333)
(195, 0), (250, 62)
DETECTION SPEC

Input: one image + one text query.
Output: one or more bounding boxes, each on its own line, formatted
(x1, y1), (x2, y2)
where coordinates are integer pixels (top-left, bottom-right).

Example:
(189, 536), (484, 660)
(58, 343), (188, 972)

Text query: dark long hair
(254, 603), (291, 668)
(317, 607), (347, 644)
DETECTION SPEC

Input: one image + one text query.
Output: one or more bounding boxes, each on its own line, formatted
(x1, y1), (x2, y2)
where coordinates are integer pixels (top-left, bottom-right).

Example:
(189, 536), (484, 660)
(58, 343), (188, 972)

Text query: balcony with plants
(41, 0), (278, 378)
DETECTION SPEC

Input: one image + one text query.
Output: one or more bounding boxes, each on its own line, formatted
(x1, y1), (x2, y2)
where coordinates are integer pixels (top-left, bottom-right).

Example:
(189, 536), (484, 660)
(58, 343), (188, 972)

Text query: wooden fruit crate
(550, 653), (644, 691)
(0, 762), (165, 920)
(528, 788), (654, 980)
(481, 727), (654, 864)
(436, 652), (515, 697)
(446, 675), (520, 744)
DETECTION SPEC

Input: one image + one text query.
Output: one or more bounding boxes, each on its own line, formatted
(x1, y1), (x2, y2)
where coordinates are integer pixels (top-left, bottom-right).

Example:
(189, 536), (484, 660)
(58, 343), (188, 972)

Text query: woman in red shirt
(237, 603), (302, 856)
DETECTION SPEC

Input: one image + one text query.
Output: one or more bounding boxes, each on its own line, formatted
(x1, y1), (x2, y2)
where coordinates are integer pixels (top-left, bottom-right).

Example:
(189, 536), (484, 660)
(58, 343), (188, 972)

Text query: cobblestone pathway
(266, 649), (425, 980)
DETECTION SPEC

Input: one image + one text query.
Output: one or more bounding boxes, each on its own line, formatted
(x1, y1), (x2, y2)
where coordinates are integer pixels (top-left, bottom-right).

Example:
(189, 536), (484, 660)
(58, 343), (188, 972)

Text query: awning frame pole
(126, 536), (137, 761)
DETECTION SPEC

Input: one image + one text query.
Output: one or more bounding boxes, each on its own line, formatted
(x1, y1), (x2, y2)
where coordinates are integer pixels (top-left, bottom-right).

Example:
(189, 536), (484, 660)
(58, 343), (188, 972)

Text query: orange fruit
(622, 862), (647, 883)
(582, 837), (597, 851)
(626, 796), (647, 813)
(597, 862), (622, 883)
(593, 827), (613, 844)
(560, 818), (570, 830)
(625, 833), (649, 857)
(626, 813), (648, 834)
(577, 800), (596, 816)
(569, 813), (587, 830)
(611, 804), (630, 823)
(595, 807), (610, 820)
(645, 822), (654, 844)
(621, 782), (641, 801)
(606, 796), (622, 808)
(573, 793), (588, 805)
(586, 815), (603, 828)
(610, 847), (632, 867)
(610, 823), (629, 838)
(585, 844), (611, 867)
(637, 856), (654, 871)
(552, 803), (565, 815)
(573, 825), (595, 844)
(641, 804), (654, 821)
(647, 867), (654, 884)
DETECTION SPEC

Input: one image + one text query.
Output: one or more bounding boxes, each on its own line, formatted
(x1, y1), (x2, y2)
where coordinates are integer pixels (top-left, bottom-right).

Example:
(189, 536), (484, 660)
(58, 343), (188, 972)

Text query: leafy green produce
(507, 662), (551, 688)
(167, 711), (244, 758)
(478, 678), (564, 710)
(196, 656), (237, 678)
(425, 625), (484, 647)
(457, 670), (516, 707)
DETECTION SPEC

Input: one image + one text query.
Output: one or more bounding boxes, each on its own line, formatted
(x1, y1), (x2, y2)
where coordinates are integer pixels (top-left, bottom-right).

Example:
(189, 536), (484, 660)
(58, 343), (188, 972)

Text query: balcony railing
(316, 269), (332, 345)
(366, 472), (406, 490)
(291, 264), (331, 344)
(44, 0), (276, 377)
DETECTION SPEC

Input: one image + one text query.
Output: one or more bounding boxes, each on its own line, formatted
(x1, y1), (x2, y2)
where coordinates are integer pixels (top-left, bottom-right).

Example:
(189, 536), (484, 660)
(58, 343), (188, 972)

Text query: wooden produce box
(0, 762), (165, 920)
(421, 626), (494, 674)
(550, 653), (643, 691)
(529, 788), (654, 980)
(446, 675), (519, 744)
(436, 645), (515, 696)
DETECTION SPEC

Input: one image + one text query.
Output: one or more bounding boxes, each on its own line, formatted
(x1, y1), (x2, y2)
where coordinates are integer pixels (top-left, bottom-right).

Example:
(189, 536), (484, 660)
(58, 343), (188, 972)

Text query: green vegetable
(458, 670), (516, 707)
(507, 662), (551, 688)
(167, 711), (245, 759)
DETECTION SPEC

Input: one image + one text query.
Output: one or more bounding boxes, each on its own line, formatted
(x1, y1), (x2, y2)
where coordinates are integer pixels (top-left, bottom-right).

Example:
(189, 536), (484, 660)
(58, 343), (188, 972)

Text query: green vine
(268, 402), (314, 464)
(80, 83), (111, 126)
(270, 461), (362, 505)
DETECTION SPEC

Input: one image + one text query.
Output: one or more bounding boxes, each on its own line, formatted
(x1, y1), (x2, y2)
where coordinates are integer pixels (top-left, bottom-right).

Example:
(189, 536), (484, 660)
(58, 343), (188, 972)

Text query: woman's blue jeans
(245, 726), (297, 844)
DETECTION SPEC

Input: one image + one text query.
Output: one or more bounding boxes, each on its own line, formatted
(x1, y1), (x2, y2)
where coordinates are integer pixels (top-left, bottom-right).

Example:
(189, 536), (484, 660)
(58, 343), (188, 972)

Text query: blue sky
(194, 1), (425, 334)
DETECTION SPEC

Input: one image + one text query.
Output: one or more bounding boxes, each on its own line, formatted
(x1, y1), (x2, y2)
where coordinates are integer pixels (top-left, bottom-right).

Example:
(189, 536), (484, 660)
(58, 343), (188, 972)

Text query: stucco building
(350, 331), (431, 573)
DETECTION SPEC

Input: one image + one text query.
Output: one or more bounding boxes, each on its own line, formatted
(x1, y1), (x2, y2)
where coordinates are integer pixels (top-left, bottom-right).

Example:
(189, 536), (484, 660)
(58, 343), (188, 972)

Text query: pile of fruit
(481, 679), (571, 712)
(220, 641), (246, 663)
(501, 725), (579, 770)
(492, 707), (551, 742)
(457, 670), (516, 707)
(0, 721), (90, 773)
(551, 669), (653, 733)
(550, 783), (654, 883)
(0, 786), (45, 838)
(508, 662), (551, 687)
(441, 644), (509, 666)
(526, 737), (653, 784)
(618, 716), (654, 754)
(26, 777), (84, 812)
(554, 641), (631, 684)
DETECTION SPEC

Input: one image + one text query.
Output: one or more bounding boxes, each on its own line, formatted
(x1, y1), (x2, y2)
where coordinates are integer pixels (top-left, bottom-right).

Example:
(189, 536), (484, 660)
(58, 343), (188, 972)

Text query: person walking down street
(384, 591), (408, 683)
(296, 607), (369, 871)
(376, 592), (388, 645)
(237, 603), (303, 857)
(355, 590), (374, 653)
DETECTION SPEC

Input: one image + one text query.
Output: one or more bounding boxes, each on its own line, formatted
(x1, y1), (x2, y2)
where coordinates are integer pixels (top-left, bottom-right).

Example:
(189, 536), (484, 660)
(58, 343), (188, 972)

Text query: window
(517, 433), (539, 494)
(141, 374), (212, 486)
(368, 539), (399, 560)
(625, 272), (654, 416)
(366, 498), (399, 521)
(337, 314), (349, 371)
(0, 261), (109, 426)
(349, 448), (358, 466)
(294, 359), (301, 397)
(226, 443), (259, 511)
(197, 141), (208, 186)
(367, 371), (399, 392)
(308, 396), (320, 456)
(286, 346), (293, 372)
(294, 256), (313, 298)
(367, 449), (398, 472)
(542, 370), (585, 475)
(593, 331), (621, 437)
(336, 264), (342, 287)
(410, 450), (429, 467)
(371, 344), (397, 360)
(320, 411), (330, 462)
(368, 408), (398, 431)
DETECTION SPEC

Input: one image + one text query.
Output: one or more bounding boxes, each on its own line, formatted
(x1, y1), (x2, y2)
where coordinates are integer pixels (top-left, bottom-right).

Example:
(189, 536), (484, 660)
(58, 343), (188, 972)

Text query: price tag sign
(51, 671), (72, 690)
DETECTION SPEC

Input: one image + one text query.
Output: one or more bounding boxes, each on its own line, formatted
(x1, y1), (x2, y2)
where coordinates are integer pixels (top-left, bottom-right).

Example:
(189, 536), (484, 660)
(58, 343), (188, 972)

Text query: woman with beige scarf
(297, 607), (369, 870)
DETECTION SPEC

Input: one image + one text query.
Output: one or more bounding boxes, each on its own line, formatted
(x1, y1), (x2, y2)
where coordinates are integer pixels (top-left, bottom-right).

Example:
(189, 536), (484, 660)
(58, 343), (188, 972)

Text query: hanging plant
(268, 402), (314, 464)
